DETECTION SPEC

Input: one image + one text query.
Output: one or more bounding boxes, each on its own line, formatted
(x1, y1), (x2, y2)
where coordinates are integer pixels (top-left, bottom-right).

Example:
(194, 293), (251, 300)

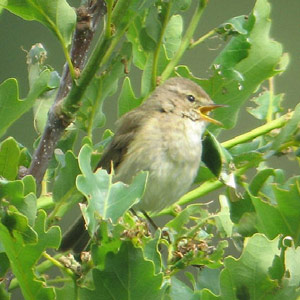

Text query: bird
(59, 77), (223, 252)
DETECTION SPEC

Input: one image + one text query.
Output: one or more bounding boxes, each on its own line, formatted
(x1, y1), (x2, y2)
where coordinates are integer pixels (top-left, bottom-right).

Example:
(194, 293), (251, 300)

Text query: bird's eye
(187, 95), (195, 102)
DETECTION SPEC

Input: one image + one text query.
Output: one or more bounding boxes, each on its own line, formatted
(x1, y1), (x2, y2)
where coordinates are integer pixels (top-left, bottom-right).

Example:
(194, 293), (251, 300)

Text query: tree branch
(28, 0), (107, 186)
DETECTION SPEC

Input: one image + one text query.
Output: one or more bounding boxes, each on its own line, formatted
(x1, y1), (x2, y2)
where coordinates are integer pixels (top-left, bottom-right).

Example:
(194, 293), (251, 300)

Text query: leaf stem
(62, 30), (125, 115)
(105, 0), (113, 38)
(33, 3), (76, 79)
(47, 191), (82, 226)
(161, 0), (208, 81)
(42, 252), (75, 278)
(221, 111), (293, 149)
(62, 46), (76, 80)
(8, 253), (66, 291)
(189, 28), (217, 49)
(151, 1), (172, 88)
(266, 77), (275, 122)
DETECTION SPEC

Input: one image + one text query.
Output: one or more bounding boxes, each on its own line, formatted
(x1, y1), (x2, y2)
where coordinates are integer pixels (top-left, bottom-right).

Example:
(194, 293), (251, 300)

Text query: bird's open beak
(198, 104), (225, 126)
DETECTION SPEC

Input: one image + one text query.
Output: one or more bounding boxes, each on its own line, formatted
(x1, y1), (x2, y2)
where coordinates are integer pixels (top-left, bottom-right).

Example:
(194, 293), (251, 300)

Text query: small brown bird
(60, 77), (223, 252)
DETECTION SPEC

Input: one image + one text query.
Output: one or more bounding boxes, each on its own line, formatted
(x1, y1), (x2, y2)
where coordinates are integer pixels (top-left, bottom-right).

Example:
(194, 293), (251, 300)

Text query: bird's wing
(97, 109), (150, 172)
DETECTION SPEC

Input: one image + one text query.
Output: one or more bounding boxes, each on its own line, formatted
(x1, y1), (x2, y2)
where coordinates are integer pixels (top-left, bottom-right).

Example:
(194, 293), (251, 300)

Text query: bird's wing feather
(97, 109), (151, 172)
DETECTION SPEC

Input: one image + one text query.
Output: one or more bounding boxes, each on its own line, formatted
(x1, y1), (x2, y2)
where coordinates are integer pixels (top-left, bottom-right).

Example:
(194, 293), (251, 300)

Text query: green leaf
(118, 77), (142, 116)
(252, 168), (285, 201)
(195, 268), (221, 296)
(0, 137), (20, 180)
(167, 276), (194, 299)
(1, 206), (37, 244)
(76, 77), (105, 132)
(229, 139), (263, 168)
(1, 0), (76, 46)
(90, 221), (123, 269)
(179, 0), (283, 131)
(112, 0), (157, 32)
(53, 151), (81, 204)
(143, 230), (162, 274)
(219, 234), (280, 299)
(79, 242), (164, 300)
(0, 252), (10, 277)
(76, 145), (148, 235)
(55, 281), (77, 300)
(249, 168), (276, 196)
(140, 6), (161, 52)
(285, 246), (300, 286)
(251, 177), (300, 245)
(164, 15), (183, 59)
(0, 69), (53, 137)
(0, 283), (10, 300)
(214, 196), (233, 237)
(141, 54), (155, 97)
(77, 43), (132, 132)
(141, 46), (169, 97)
(247, 91), (283, 120)
(27, 44), (60, 133)
(201, 132), (226, 178)
(271, 103), (300, 151)
(127, 16), (148, 69)
(217, 15), (248, 37)
(269, 254), (285, 281)
(171, 0), (193, 13)
(165, 204), (208, 238)
(0, 176), (37, 226)
(0, 210), (60, 300)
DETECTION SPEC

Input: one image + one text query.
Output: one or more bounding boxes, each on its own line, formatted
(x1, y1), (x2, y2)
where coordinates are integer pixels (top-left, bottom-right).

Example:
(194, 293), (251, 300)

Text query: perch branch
(28, 0), (107, 186)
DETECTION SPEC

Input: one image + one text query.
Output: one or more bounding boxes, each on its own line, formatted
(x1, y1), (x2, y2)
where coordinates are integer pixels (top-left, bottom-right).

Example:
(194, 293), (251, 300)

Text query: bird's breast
(164, 117), (206, 163)
(115, 114), (207, 212)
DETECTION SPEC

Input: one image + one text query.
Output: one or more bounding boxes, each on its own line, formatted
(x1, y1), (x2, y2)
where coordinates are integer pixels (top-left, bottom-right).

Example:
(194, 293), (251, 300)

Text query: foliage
(0, 0), (300, 299)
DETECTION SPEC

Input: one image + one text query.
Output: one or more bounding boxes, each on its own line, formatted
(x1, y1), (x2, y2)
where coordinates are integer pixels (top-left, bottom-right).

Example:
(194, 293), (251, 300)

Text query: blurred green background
(0, 0), (299, 171)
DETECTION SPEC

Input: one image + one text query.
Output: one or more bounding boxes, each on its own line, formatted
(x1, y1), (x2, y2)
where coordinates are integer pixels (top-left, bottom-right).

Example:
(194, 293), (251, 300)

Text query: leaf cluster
(0, 0), (300, 299)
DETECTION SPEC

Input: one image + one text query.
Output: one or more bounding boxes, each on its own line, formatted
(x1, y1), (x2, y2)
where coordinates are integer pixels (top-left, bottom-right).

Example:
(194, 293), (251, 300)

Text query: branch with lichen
(28, 0), (107, 186)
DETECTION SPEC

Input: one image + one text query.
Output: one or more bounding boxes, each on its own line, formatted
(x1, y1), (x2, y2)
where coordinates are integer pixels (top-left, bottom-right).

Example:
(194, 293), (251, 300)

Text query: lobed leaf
(271, 103), (300, 151)
(247, 91), (283, 120)
(77, 43), (132, 132)
(0, 175), (37, 226)
(164, 15), (183, 59)
(220, 234), (280, 299)
(53, 151), (81, 204)
(76, 144), (147, 235)
(0, 69), (54, 137)
(251, 177), (300, 245)
(0, 0), (76, 46)
(214, 196), (233, 238)
(79, 242), (164, 300)
(118, 77), (142, 117)
(0, 210), (60, 300)
(0, 137), (20, 180)
(178, 0), (283, 131)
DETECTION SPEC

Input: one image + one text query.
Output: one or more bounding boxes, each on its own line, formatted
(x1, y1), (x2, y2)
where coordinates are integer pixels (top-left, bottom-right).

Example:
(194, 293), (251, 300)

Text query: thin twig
(161, 0), (208, 82)
(151, 1), (172, 88)
(189, 28), (218, 49)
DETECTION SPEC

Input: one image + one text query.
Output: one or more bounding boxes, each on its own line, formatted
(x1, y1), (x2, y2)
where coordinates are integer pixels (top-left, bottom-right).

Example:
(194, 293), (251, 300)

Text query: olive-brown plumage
(60, 77), (222, 252)
(99, 77), (221, 211)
